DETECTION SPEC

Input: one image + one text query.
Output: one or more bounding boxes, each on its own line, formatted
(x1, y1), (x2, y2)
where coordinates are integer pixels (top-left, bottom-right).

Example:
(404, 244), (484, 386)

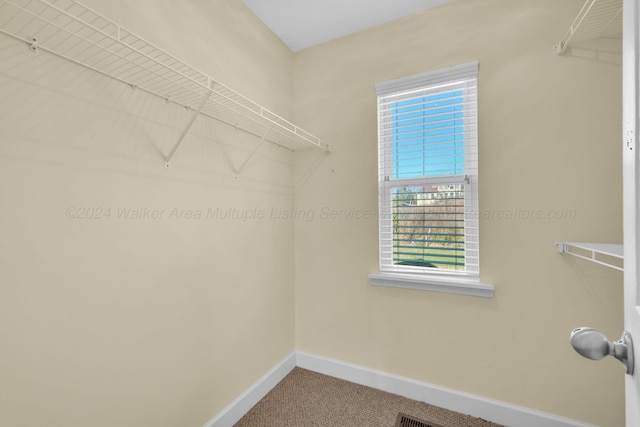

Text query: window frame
(369, 61), (493, 297)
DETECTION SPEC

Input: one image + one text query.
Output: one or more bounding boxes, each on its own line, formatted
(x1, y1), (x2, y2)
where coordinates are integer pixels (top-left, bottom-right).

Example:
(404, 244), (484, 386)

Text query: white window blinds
(376, 62), (479, 276)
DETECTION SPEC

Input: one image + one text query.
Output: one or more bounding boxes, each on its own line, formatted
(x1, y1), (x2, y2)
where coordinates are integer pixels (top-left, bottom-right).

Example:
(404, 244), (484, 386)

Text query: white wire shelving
(555, 242), (624, 271)
(553, 1), (623, 270)
(554, 0), (622, 54)
(0, 0), (330, 167)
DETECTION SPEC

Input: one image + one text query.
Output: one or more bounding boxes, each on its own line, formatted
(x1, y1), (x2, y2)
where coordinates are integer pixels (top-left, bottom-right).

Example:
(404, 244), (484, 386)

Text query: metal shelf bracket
(555, 242), (624, 271)
(164, 87), (213, 169)
(233, 125), (273, 176)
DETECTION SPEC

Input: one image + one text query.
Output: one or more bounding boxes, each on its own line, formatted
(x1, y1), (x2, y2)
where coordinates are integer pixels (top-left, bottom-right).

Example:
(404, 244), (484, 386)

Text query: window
(372, 62), (484, 292)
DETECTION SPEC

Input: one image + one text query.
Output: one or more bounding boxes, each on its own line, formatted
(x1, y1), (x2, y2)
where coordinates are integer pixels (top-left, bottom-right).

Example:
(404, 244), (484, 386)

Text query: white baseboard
(296, 351), (598, 427)
(204, 350), (598, 427)
(203, 351), (296, 427)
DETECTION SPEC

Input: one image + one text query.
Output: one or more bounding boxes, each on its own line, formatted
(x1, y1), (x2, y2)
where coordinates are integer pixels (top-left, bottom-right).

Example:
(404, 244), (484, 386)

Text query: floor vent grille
(395, 413), (444, 427)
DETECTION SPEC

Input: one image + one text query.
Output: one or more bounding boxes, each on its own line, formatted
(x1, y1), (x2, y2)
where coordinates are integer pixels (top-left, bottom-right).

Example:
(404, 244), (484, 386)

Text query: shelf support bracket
(234, 125), (273, 176)
(294, 150), (330, 193)
(555, 242), (624, 271)
(164, 88), (212, 169)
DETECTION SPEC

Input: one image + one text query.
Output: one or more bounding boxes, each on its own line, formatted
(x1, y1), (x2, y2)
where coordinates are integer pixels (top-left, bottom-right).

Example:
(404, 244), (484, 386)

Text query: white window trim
(368, 273), (494, 298)
(371, 61), (493, 297)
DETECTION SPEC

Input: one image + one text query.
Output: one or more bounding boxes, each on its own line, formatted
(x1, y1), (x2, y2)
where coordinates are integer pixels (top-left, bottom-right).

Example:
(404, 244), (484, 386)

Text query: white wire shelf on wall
(0, 0), (330, 167)
(554, 0), (622, 54)
(555, 242), (624, 271)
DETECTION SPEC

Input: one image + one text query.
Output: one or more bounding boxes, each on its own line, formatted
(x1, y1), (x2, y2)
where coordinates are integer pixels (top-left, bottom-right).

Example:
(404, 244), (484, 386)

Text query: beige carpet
(234, 367), (506, 427)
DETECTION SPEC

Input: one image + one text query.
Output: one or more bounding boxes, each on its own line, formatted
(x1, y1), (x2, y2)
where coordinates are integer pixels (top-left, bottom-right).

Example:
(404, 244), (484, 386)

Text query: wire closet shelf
(0, 0), (330, 161)
(554, 0), (622, 54)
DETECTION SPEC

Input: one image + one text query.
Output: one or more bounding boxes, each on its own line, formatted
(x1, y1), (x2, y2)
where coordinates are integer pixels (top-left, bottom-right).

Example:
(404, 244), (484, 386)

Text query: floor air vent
(395, 413), (444, 427)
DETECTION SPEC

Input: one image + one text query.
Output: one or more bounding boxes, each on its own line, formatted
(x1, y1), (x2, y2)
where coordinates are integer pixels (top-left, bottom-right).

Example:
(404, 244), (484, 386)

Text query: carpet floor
(234, 367), (506, 427)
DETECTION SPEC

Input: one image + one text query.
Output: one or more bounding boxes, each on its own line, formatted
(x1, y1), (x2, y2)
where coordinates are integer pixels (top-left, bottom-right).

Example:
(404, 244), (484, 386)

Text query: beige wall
(293, 0), (624, 426)
(0, 1), (295, 426)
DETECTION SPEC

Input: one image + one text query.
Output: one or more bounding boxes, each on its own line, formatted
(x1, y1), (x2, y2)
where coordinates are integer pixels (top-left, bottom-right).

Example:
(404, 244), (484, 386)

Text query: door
(623, 0), (640, 424)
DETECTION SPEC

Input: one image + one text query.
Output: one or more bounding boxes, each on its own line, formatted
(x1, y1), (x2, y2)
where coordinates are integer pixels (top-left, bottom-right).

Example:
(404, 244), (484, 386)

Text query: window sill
(368, 273), (494, 298)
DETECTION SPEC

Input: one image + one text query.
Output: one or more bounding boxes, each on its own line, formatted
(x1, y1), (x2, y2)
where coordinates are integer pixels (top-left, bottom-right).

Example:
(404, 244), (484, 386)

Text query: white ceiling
(242, 0), (452, 52)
